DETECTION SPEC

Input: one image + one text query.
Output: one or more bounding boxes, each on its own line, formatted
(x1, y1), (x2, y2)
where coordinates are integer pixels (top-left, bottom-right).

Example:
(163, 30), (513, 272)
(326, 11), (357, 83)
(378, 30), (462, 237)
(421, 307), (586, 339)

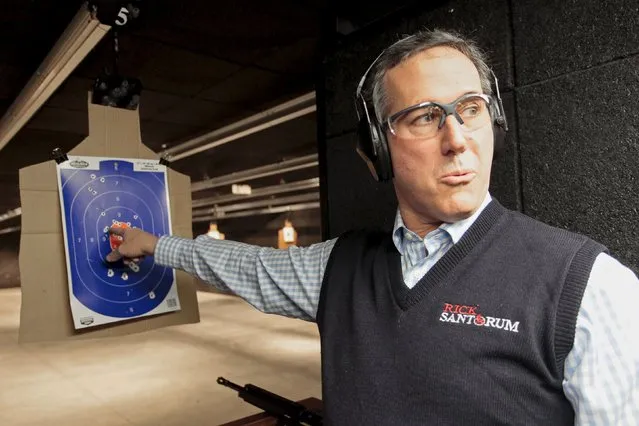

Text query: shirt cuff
(153, 234), (193, 269)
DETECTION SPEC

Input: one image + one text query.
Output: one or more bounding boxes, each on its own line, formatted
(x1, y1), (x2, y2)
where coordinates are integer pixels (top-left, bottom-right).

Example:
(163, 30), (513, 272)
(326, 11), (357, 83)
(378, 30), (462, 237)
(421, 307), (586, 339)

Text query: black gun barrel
(217, 376), (243, 392)
(217, 376), (322, 426)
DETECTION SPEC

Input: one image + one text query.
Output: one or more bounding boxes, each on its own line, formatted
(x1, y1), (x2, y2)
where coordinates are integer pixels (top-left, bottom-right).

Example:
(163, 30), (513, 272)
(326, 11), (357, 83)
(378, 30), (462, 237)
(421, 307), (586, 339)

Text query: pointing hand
(106, 227), (159, 263)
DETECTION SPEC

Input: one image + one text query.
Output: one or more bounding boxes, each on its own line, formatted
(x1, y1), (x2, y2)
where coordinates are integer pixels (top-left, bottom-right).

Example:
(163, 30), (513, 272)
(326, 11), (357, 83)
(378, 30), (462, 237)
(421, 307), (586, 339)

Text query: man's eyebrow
(449, 91), (484, 101)
(414, 91), (482, 105)
(388, 91), (485, 118)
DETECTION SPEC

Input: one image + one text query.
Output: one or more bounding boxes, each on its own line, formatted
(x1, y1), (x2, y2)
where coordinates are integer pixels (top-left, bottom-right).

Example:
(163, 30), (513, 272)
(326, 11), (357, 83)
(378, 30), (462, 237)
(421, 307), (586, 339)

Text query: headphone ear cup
(493, 123), (506, 156)
(355, 117), (394, 182)
(492, 112), (507, 157)
(356, 118), (382, 181)
(489, 101), (508, 157)
(371, 124), (393, 182)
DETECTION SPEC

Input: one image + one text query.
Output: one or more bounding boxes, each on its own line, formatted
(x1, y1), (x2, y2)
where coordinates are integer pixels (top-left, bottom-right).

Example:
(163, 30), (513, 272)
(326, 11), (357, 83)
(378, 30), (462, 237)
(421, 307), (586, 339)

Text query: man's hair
(366, 28), (494, 123)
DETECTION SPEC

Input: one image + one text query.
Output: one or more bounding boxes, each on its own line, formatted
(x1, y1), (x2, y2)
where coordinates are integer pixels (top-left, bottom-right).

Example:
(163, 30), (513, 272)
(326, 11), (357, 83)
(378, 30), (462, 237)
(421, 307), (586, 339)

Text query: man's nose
(440, 114), (468, 155)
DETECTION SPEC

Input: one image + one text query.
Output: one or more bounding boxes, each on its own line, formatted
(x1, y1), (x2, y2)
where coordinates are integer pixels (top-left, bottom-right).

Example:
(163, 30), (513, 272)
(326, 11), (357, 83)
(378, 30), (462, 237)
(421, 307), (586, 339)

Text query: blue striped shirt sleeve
(562, 252), (639, 425)
(154, 234), (337, 321)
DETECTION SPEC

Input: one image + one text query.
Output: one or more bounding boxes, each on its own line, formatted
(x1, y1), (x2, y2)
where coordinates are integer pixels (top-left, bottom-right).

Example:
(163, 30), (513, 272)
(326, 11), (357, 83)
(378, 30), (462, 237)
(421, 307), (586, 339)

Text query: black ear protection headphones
(354, 34), (509, 182)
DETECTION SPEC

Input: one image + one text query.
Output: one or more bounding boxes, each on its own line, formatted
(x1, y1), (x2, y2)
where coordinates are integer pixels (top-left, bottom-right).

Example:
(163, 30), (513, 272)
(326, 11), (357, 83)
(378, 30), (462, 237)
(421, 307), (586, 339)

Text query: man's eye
(458, 101), (484, 117)
(411, 114), (436, 125)
(408, 108), (441, 126)
(462, 107), (478, 117)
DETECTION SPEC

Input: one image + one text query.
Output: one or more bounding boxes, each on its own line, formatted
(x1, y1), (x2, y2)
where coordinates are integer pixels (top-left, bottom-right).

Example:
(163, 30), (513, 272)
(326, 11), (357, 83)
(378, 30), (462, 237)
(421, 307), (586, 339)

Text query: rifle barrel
(217, 376), (243, 392)
(217, 376), (323, 425)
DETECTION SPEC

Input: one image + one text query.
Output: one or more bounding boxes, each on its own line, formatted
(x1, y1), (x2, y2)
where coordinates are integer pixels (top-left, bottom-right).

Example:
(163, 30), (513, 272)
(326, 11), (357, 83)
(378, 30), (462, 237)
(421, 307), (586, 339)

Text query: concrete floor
(0, 287), (322, 425)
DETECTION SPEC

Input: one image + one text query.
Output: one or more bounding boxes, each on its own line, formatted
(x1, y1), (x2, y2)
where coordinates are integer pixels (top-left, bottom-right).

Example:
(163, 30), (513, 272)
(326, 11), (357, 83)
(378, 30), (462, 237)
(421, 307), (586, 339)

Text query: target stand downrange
(56, 155), (180, 330)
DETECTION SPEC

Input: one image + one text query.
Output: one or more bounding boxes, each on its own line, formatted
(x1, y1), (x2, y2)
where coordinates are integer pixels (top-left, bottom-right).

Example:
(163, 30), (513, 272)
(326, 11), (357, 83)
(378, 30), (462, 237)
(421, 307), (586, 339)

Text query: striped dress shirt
(154, 193), (639, 425)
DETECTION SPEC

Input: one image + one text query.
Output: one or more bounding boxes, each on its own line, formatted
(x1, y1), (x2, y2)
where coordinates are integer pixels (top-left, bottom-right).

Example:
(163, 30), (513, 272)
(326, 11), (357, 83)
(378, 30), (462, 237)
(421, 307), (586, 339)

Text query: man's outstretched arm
(107, 227), (337, 321)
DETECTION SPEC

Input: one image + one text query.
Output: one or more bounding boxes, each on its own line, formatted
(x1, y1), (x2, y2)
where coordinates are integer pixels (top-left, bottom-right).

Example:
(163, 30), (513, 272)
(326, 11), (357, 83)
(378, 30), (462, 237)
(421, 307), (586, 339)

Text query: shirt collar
(392, 192), (493, 252)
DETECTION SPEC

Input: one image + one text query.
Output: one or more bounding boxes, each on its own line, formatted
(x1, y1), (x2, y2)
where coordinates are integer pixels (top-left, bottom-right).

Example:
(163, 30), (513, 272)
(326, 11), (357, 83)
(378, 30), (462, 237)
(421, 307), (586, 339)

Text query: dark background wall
(319, 0), (639, 274)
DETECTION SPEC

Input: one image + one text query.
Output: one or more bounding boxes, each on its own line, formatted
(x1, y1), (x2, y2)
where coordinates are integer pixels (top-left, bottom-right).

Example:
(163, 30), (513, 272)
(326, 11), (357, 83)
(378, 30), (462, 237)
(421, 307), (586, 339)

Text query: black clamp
(159, 155), (170, 166)
(51, 148), (69, 164)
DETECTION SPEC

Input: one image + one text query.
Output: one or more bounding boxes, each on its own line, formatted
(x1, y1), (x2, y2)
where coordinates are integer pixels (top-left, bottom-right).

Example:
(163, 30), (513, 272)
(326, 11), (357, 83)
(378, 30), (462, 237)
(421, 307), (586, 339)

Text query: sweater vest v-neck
(316, 199), (606, 425)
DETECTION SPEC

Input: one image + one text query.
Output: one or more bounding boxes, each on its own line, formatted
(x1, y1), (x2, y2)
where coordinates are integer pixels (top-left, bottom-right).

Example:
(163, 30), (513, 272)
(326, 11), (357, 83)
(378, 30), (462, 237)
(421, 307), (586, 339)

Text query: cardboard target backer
(18, 93), (200, 342)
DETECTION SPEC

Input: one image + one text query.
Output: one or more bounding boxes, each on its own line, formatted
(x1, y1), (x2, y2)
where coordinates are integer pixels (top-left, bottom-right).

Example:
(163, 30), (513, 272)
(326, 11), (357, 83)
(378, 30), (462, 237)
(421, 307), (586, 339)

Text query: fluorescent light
(0, 2), (111, 152)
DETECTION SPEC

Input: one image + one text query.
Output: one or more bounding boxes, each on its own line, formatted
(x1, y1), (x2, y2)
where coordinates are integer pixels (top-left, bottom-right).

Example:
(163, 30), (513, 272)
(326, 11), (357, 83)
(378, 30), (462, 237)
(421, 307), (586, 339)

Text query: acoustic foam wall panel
(517, 56), (639, 272)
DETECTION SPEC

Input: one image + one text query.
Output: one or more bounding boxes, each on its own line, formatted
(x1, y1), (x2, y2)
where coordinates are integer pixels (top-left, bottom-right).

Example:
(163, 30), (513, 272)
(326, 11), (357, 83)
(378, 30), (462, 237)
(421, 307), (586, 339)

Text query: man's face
(384, 46), (494, 225)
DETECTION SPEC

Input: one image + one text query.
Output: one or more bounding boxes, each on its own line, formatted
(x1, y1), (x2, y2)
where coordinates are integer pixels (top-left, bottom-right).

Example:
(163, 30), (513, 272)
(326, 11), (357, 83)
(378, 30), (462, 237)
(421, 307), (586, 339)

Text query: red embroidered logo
(439, 303), (520, 333)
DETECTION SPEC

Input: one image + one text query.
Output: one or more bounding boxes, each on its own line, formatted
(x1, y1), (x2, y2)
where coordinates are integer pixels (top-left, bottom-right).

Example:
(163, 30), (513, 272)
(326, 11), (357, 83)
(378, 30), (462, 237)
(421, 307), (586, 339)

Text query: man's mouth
(440, 170), (476, 185)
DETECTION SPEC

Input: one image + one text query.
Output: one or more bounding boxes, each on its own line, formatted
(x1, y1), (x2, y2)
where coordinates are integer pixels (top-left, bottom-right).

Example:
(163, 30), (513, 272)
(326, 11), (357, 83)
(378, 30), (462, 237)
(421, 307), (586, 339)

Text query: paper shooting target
(56, 156), (180, 329)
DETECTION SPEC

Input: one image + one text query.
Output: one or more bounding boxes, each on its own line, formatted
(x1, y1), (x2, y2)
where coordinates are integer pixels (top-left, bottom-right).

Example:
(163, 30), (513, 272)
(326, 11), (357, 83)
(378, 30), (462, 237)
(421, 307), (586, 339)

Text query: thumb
(106, 249), (122, 262)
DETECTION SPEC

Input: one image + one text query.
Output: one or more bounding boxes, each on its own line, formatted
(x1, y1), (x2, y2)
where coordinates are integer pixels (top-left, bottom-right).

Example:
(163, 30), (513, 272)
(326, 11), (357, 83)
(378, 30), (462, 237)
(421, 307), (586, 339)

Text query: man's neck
(398, 207), (443, 238)
(397, 194), (492, 239)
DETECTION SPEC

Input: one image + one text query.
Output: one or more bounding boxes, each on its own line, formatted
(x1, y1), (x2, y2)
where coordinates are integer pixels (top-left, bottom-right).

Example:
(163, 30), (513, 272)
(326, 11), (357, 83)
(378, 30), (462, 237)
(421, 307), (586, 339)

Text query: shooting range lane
(57, 157), (179, 328)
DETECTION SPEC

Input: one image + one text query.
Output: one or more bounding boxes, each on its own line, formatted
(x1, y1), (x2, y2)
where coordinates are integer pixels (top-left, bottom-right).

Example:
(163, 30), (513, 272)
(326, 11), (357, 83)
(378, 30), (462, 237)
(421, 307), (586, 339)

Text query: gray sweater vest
(317, 199), (606, 425)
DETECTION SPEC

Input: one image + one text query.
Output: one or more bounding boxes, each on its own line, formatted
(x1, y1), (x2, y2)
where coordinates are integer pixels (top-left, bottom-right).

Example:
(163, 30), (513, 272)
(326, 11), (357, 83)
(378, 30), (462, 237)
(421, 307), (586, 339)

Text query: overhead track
(192, 202), (320, 222)
(192, 192), (319, 217)
(191, 154), (318, 193)
(163, 92), (316, 162)
(191, 178), (319, 208)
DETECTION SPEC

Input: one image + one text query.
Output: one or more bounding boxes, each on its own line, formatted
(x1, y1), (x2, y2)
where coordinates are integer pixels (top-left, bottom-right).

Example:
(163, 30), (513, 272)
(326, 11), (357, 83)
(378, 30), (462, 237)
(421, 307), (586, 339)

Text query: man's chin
(440, 191), (484, 222)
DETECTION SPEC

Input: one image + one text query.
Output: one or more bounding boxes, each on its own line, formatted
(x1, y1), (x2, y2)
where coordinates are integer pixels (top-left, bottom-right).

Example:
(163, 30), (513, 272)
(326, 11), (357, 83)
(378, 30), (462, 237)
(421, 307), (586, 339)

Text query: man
(107, 29), (639, 424)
